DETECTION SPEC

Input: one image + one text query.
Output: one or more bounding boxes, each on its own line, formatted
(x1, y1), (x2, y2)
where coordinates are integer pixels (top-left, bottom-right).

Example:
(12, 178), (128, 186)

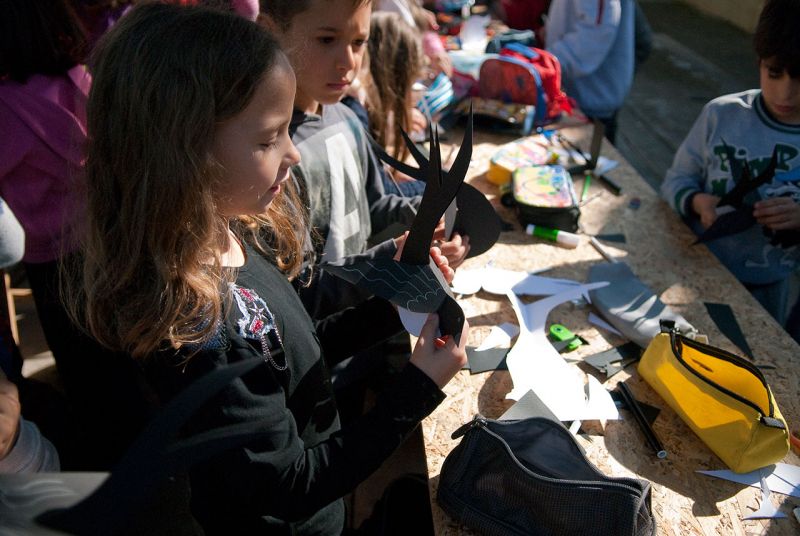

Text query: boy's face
(269, 0), (371, 114)
(760, 58), (800, 125)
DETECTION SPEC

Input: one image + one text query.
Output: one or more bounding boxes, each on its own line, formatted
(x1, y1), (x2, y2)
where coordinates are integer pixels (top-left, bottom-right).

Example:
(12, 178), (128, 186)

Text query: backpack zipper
(670, 331), (777, 421)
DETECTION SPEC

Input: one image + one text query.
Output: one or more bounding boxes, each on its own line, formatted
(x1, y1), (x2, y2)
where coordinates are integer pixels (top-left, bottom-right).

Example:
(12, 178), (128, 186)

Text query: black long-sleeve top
(147, 245), (444, 535)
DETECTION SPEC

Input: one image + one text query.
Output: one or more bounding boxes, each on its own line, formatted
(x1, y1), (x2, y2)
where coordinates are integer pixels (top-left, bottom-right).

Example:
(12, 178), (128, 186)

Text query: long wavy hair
(71, 3), (307, 360)
(364, 12), (424, 160)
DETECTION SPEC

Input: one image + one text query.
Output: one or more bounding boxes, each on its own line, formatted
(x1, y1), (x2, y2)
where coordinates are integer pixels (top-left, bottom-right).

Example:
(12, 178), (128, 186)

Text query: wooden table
(424, 126), (800, 535)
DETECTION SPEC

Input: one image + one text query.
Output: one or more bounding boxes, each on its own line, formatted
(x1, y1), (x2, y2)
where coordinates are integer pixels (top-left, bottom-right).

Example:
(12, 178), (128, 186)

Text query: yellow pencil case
(638, 324), (789, 473)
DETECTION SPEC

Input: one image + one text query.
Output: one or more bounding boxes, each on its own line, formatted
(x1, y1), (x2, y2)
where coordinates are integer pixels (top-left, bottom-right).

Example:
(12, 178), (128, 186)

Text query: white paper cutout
(698, 463), (800, 499)
(585, 374), (621, 419)
(480, 267), (532, 295)
(504, 283), (619, 422)
(450, 268), (484, 295)
(481, 267), (579, 296)
(743, 470), (787, 520)
(511, 274), (584, 297)
(398, 307), (432, 338)
(475, 323), (520, 351)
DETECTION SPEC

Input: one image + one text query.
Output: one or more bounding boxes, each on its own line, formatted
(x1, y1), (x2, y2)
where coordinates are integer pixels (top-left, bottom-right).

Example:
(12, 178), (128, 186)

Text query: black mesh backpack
(438, 416), (657, 536)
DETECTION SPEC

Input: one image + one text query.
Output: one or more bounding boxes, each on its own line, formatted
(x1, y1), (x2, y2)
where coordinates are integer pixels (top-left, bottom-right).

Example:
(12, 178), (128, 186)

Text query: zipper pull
(659, 319), (676, 334)
(451, 416), (487, 439)
(760, 415), (787, 430)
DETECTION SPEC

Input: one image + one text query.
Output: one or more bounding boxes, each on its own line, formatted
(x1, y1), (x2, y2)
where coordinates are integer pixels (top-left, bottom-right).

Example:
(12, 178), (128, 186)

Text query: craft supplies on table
(486, 134), (558, 185)
(511, 165), (580, 231)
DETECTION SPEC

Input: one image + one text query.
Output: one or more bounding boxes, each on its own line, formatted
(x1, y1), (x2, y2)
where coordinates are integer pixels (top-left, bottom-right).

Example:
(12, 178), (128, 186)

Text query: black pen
(618, 381), (667, 459)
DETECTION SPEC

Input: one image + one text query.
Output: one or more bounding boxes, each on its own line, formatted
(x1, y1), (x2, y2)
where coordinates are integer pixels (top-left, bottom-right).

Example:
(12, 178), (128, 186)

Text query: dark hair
(754, 0), (800, 77)
(0, 0), (88, 82)
(261, 0), (371, 30)
(75, 3), (306, 358)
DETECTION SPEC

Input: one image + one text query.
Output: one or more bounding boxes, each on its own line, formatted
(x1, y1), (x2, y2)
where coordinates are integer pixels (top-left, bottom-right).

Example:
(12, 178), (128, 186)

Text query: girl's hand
(410, 314), (469, 389)
(410, 108), (428, 135)
(430, 246), (454, 284)
(754, 197), (800, 231)
(0, 375), (21, 461)
(429, 51), (453, 78)
(422, 8), (439, 31)
(394, 231), (455, 284)
(691, 193), (720, 229)
(393, 231), (409, 261)
(432, 220), (470, 269)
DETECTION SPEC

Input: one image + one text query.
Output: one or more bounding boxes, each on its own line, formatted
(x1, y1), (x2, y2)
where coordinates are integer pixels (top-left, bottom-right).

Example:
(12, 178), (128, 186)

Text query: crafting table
(423, 126), (800, 535)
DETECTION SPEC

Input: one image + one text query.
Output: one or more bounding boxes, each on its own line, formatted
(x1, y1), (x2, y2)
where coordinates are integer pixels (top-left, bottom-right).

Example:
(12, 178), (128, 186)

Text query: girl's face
(212, 58), (301, 216)
(760, 58), (800, 125)
(271, 0), (371, 114)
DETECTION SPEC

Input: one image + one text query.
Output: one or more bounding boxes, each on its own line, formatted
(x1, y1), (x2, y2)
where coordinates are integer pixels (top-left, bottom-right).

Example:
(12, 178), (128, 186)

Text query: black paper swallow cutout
(323, 119), (474, 344)
(695, 146), (778, 244)
(369, 107), (502, 258)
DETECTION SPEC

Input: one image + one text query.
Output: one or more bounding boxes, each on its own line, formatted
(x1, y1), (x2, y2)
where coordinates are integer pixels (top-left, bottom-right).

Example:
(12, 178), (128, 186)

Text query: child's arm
(661, 104), (713, 221)
(181, 318), (466, 522)
(754, 197), (800, 230)
(0, 376), (60, 473)
(0, 375), (20, 460)
(546, 0), (623, 79)
(313, 243), (455, 363)
(0, 197), (25, 269)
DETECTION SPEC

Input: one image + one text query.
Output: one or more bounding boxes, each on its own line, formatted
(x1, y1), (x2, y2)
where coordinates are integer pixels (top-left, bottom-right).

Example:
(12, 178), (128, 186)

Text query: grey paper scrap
(588, 262), (695, 348)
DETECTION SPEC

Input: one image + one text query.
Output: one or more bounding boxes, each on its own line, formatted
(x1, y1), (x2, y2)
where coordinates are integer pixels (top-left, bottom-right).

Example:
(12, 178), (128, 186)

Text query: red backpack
(478, 43), (573, 125)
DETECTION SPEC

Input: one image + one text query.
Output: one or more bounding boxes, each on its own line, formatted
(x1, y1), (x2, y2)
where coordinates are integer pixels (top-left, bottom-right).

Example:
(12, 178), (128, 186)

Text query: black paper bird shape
(695, 146), (778, 244)
(369, 107), (502, 258)
(25, 356), (269, 535)
(322, 119), (474, 344)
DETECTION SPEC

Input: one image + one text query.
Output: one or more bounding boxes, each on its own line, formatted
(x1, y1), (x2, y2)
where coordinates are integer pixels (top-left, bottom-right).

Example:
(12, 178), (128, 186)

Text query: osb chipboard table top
(424, 126), (800, 536)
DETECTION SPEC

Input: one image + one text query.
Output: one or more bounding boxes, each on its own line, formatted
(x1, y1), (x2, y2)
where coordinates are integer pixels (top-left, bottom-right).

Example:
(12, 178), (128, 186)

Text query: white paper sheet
(480, 267), (580, 296)
(398, 307), (433, 338)
(450, 268), (484, 295)
(504, 283), (618, 422)
(697, 463), (800, 499)
(743, 470), (787, 520)
(475, 323), (520, 351)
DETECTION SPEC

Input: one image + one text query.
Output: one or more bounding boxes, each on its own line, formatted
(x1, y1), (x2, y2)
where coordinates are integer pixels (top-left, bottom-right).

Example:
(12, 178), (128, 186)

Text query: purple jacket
(0, 66), (90, 263)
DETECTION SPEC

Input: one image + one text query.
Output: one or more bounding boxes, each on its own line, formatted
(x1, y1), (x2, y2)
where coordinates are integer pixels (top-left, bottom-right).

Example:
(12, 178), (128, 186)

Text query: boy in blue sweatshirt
(661, 0), (800, 327)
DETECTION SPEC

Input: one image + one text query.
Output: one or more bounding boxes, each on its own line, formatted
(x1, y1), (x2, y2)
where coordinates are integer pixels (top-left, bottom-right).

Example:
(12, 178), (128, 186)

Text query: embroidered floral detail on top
(230, 283), (286, 370)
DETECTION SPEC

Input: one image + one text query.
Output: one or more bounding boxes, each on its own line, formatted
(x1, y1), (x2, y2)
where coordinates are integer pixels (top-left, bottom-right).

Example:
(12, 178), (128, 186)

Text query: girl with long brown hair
(73, 3), (467, 533)
(364, 11), (427, 162)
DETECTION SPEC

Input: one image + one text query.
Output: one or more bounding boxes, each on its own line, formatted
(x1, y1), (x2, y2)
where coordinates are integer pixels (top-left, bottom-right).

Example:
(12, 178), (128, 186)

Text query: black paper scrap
(704, 302), (754, 360)
(595, 233), (626, 243)
(609, 389), (660, 426)
(694, 209), (756, 244)
(466, 346), (509, 374)
(583, 342), (641, 378)
(695, 147), (778, 245)
(499, 389), (562, 423)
